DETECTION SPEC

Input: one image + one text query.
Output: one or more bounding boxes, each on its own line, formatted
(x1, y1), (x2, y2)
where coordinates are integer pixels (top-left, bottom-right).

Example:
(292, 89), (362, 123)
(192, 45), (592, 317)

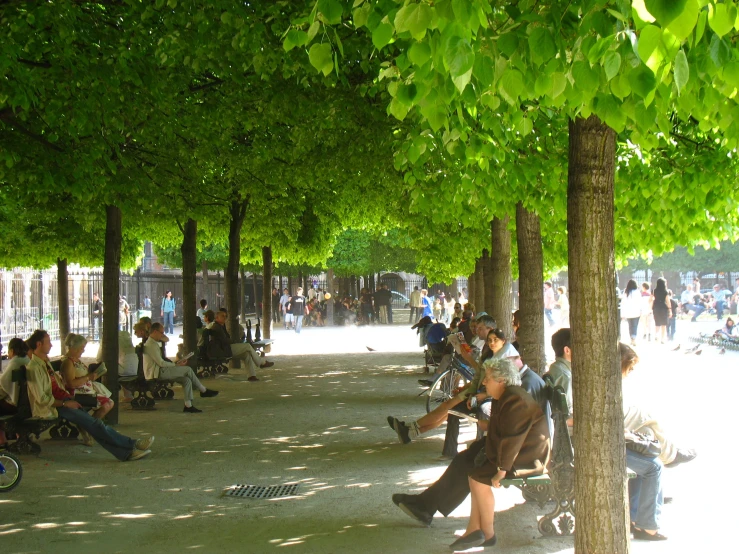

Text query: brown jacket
(484, 385), (551, 478)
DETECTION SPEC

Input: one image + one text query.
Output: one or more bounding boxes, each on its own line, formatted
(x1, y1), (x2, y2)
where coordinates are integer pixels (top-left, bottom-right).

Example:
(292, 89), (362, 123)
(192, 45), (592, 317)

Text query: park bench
(120, 344), (179, 409)
(499, 377), (636, 537)
(195, 328), (231, 378)
(0, 367), (58, 455)
(689, 332), (739, 352)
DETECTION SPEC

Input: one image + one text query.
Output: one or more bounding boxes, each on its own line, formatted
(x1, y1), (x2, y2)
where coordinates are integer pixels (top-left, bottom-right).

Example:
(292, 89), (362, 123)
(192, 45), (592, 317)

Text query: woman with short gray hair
(449, 354), (550, 550)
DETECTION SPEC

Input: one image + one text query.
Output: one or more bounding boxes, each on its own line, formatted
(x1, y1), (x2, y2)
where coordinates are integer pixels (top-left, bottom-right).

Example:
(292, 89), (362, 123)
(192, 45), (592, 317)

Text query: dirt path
(1, 324), (730, 553)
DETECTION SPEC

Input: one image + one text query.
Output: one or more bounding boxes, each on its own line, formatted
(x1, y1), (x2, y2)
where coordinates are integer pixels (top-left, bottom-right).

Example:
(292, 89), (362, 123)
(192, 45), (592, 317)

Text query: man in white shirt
(409, 286), (423, 323)
(144, 322), (218, 413)
(279, 288), (291, 329)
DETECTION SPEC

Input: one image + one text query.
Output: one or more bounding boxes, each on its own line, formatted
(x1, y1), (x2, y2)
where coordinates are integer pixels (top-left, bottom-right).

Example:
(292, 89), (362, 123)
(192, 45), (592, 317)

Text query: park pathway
(1, 323), (732, 553)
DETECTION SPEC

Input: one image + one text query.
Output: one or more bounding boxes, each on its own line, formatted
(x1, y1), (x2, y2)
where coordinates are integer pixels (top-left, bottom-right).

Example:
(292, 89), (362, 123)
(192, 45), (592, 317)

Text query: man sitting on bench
(143, 323), (218, 413)
(208, 310), (273, 383)
(24, 330), (154, 461)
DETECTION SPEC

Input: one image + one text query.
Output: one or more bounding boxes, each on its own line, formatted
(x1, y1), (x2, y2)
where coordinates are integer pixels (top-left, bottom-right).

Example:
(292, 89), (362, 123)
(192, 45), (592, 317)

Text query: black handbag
(625, 431), (661, 458)
(74, 394), (98, 409)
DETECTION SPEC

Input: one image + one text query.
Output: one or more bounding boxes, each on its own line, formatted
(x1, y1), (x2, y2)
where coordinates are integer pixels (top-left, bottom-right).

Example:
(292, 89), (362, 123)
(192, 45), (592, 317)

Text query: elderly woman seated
(61, 333), (114, 445)
(449, 357), (551, 550)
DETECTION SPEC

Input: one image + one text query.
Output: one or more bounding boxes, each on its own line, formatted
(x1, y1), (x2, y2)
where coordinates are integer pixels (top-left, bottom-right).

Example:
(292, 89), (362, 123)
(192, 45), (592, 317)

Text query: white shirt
(620, 290), (642, 318)
(143, 337), (177, 380)
(0, 356), (31, 406)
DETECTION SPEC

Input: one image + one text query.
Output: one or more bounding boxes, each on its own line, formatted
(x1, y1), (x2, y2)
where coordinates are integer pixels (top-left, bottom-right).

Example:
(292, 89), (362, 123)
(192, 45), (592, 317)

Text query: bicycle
(0, 449), (22, 492)
(425, 354), (475, 413)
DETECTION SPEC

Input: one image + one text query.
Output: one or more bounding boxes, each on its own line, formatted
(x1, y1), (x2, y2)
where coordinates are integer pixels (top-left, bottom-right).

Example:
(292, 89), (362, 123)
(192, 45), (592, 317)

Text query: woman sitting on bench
(450, 357), (550, 550)
(0, 338), (32, 446)
(61, 333), (114, 446)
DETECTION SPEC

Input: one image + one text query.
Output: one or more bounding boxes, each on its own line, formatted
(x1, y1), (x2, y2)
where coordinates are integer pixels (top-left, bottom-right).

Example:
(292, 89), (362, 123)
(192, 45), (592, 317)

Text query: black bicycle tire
(0, 451), (23, 493)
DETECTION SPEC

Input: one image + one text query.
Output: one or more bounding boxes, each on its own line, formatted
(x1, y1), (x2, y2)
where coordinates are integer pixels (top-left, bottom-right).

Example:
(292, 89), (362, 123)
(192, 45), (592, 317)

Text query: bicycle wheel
(0, 451), (23, 492)
(426, 368), (468, 413)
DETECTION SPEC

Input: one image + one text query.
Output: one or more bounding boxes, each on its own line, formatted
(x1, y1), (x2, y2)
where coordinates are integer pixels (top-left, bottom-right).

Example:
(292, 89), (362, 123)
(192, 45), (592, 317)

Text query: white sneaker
(135, 435), (155, 450)
(128, 448), (151, 461)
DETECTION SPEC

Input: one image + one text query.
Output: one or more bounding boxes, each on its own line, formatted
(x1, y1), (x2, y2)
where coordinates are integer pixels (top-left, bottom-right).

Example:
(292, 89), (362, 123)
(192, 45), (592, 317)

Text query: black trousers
(417, 437), (486, 517)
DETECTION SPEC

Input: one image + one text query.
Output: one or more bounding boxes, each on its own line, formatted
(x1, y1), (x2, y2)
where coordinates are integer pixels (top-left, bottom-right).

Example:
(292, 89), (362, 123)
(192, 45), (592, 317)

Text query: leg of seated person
(92, 399), (114, 420)
(230, 344), (258, 377)
(466, 477), (495, 540)
(58, 406), (136, 461)
(415, 397), (462, 434)
(627, 450), (663, 533)
(159, 366), (206, 407)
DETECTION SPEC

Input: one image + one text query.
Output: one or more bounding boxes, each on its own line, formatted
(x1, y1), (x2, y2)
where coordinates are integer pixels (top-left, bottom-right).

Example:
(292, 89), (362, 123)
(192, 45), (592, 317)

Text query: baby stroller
(423, 321), (449, 372)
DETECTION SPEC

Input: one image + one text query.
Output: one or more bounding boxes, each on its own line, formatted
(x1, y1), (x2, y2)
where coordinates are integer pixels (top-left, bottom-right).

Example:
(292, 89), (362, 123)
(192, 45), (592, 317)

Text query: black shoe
(394, 419), (412, 444)
(418, 379), (433, 387)
(481, 534), (497, 547)
(392, 493), (433, 526)
(183, 405), (202, 413)
(387, 416), (398, 431)
(200, 389), (219, 398)
(633, 528), (667, 541)
(449, 530), (485, 550)
(664, 448), (697, 468)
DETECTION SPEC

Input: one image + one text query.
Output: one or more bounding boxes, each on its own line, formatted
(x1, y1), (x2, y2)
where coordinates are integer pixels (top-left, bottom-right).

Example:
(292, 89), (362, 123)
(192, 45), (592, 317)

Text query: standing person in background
(196, 299), (208, 323)
(271, 287), (281, 324)
(651, 278), (671, 344)
(307, 285), (316, 302)
(437, 290), (446, 321)
(556, 286), (569, 327)
(543, 282), (556, 327)
(421, 289), (433, 319)
(91, 292), (103, 341)
(693, 276), (701, 294)
(620, 279), (642, 346)
(712, 283), (731, 321)
(409, 286), (422, 323)
(290, 287), (308, 333)
(667, 290), (678, 342)
(639, 283), (654, 341)
(143, 295), (152, 309)
(279, 288), (291, 329)
(161, 290), (176, 335)
(118, 296), (130, 331)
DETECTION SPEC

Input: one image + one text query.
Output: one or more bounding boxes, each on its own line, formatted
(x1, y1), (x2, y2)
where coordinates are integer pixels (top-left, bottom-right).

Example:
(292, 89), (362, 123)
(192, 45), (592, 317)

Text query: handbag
(625, 430), (661, 458)
(74, 393), (99, 409)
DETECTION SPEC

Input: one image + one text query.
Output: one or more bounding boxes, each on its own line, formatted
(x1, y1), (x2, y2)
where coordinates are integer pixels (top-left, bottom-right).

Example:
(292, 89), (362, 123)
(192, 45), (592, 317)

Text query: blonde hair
(64, 333), (87, 351)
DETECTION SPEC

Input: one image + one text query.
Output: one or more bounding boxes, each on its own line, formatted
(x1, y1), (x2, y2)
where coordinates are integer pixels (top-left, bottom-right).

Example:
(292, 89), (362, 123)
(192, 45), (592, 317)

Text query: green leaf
(452, 0), (473, 26)
(665, 0), (699, 41)
(534, 72), (552, 96)
(308, 43), (334, 76)
(473, 54), (495, 89)
(388, 97), (411, 120)
(353, 4), (372, 28)
(637, 25), (663, 65)
(452, 68), (473, 93)
(284, 30), (308, 52)
(307, 21), (320, 42)
(594, 93), (626, 132)
(394, 3), (433, 40)
(499, 68), (524, 104)
(551, 72), (567, 98)
(220, 12), (233, 25)
(516, 117), (533, 136)
(372, 22), (394, 50)
(629, 64), (657, 97)
(723, 60), (739, 89)
(632, 0), (656, 23)
(444, 36), (475, 77)
(708, 2), (737, 37)
(604, 51), (621, 81)
(396, 82), (418, 105)
(710, 33), (731, 67)
(644, 0), (687, 27)
(572, 61), (599, 92)
(409, 42), (432, 66)
(674, 49), (689, 94)
(528, 27), (556, 66)
(497, 32), (519, 57)
(318, 0), (343, 25)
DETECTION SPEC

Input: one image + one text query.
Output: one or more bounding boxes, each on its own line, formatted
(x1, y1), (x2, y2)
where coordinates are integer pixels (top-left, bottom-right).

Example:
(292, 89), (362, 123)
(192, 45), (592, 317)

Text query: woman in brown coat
(450, 358), (551, 551)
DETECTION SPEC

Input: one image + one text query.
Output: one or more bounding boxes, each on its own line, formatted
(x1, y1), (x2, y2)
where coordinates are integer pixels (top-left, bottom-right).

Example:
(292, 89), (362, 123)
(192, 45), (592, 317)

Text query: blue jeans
(627, 317), (640, 340)
(667, 317), (676, 340)
(686, 303), (704, 321)
(544, 309), (555, 326)
(626, 450), (663, 530)
(58, 407), (135, 461)
(163, 311), (174, 334)
(716, 300), (726, 319)
(294, 315), (304, 333)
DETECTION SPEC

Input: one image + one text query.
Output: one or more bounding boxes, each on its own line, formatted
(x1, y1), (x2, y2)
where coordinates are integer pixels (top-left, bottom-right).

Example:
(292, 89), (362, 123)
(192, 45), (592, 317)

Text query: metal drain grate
(224, 483), (300, 499)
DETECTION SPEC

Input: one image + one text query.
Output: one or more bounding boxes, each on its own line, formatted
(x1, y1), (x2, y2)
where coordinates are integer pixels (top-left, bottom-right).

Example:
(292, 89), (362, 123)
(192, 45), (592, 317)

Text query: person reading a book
(207, 310), (273, 383)
(25, 329), (154, 461)
(143, 322), (218, 413)
(60, 333), (114, 445)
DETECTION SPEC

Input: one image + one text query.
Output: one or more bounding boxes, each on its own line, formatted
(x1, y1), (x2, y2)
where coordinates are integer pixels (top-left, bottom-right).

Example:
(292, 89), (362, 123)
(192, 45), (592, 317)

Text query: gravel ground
(1, 319), (736, 553)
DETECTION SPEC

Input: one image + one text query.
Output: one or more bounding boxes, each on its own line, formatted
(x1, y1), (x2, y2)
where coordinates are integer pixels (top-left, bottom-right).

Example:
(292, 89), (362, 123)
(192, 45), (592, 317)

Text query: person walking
(409, 286), (422, 323)
(621, 279), (642, 346)
(543, 282), (556, 327)
(91, 292), (103, 341)
(651, 278), (671, 344)
(556, 286), (569, 327)
(290, 287), (308, 333)
(161, 290), (176, 335)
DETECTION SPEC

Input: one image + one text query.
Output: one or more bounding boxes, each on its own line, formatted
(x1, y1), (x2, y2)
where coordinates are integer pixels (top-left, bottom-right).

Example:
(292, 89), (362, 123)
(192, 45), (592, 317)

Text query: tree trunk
(253, 270), (259, 317)
(103, 205), (121, 425)
(240, 267), (247, 320)
(482, 248), (494, 315)
(57, 258), (70, 355)
(467, 270), (476, 310)
(327, 268), (335, 325)
(288, 271), (293, 295)
(201, 260), (209, 303)
(262, 247), (273, 341)
(490, 216), (513, 340)
(568, 115), (628, 554)
(516, 203), (546, 373)
(226, 201), (246, 337)
(473, 257), (485, 312)
(181, 219), (198, 366)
